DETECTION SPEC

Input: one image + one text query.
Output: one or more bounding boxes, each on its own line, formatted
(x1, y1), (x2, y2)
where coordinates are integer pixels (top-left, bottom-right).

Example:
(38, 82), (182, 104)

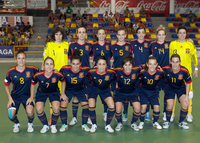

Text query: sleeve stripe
(4, 82), (10, 86)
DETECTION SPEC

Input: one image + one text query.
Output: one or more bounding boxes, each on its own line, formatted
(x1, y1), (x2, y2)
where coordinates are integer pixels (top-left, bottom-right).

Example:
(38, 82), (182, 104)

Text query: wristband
(195, 68), (198, 70)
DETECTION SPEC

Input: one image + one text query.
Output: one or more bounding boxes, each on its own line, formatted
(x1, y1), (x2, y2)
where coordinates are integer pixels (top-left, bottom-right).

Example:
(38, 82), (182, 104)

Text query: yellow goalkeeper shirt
(43, 41), (69, 70)
(169, 39), (198, 73)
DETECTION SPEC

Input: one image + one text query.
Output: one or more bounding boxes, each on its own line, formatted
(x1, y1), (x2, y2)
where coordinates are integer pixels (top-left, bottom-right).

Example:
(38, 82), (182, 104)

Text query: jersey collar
(76, 40), (86, 45)
(15, 65), (26, 73)
(43, 70), (53, 79)
(137, 39), (145, 44)
(70, 66), (81, 74)
(147, 69), (157, 76)
(97, 41), (106, 46)
(123, 68), (133, 76)
(173, 66), (181, 74)
(96, 68), (107, 75)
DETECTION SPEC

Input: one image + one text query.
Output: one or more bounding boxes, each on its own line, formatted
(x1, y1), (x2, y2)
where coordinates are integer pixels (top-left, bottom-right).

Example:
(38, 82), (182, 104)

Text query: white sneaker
(145, 112), (150, 121)
(170, 114), (175, 122)
(51, 125), (57, 133)
(105, 125), (114, 133)
(163, 112), (166, 121)
(87, 117), (92, 125)
(115, 123), (123, 131)
(122, 113), (128, 122)
(40, 125), (49, 133)
(138, 122), (144, 129)
(13, 123), (20, 133)
(131, 122), (139, 131)
(90, 124), (97, 133)
(82, 124), (90, 132)
(163, 122), (170, 129)
(59, 124), (68, 132)
(153, 122), (162, 130)
(69, 117), (77, 126)
(103, 112), (107, 122)
(27, 123), (34, 133)
(186, 114), (193, 123)
(178, 122), (189, 129)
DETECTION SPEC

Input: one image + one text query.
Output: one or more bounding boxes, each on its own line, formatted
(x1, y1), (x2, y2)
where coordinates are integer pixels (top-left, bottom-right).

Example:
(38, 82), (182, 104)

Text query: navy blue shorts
(64, 88), (88, 103)
(164, 86), (186, 101)
(11, 99), (34, 114)
(35, 92), (60, 103)
(88, 90), (112, 101)
(114, 90), (140, 104)
(158, 78), (165, 91)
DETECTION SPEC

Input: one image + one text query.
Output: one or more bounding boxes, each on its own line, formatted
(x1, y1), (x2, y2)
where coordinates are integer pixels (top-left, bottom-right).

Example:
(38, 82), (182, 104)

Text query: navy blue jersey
(4, 65), (39, 100)
(150, 40), (171, 67)
(162, 66), (192, 89)
(92, 41), (112, 67)
(130, 39), (151, 66)
(114, 66), (140, 93)
(138, 69), (164, 90)
(86, 68), (116, 93)
(111, 42), (133, 68)
(68, 41), (93, 67)
(60, 65), (90, 92)
(31, 71), (65, 95)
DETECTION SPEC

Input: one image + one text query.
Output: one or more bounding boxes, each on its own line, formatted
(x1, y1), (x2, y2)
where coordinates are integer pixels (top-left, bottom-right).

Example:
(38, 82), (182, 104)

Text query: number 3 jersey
(4, 65), (39, 100)
(60, 66), (90, 92)
(31, 71), (65, 95)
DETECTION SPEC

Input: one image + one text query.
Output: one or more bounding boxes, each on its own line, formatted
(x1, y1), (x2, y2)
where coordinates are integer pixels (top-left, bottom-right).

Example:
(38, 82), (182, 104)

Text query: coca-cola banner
(94, 0), (169, 13)
(175, 0), (200, 8)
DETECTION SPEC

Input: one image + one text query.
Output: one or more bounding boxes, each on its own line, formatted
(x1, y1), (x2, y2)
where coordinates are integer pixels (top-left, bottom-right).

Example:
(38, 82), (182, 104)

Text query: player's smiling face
(97, 29), (106, 41)
(177, 29), (186, 41)
(77, 28), (86, 40)
(16, 53), (26, 67)
(123, 61), (132, 74)
(137, 29), (145, 41)
(71, 59), (81, 73)
(97, 59), (107, 74)
(55, 31), (63, 43)
(44, 59), (54, 73)
(157, 30), (166, 43)
(147, 59), (158, 73)
(171, 57), (181, 71)
(117, 30), (126, 42)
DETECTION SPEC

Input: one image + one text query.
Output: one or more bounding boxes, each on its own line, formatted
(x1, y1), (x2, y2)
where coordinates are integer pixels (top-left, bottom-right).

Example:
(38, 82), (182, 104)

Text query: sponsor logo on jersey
(94, 77), (96, 79)
(79, 72), (84, 78)
(164, 44), (169, 49)
(106, 45), (110, 50)
(125, 46), (129, 51)
(154, 47), (157, 49)
(67, 74), (70, 76)
(115, 48), (117, 50)
(135, 44), (137, 47)
(132, 74), (136, 79)
(105, 75), (110, 81)
(144, 43), (148, 48)
(178, 74), (183, 80)
(144, 77), (147, 79)
(26, 71), (31, 78)
(14, 75), (17, 78)
(85, 45), (89, 51)
(155, 75), (160, 80)
(186, 48), (190, 54)
(121, 76), (123, 78)
(41, 81), (44, 83)
(75, 47), (77, 49)
(96, 48), (98, 50)
(52, 77), (57, 83)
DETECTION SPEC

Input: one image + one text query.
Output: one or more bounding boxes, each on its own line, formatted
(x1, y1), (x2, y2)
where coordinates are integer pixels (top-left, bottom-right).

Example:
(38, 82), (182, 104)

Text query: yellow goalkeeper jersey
(43, 41), (69, 70)
(169, 39), (198, 72)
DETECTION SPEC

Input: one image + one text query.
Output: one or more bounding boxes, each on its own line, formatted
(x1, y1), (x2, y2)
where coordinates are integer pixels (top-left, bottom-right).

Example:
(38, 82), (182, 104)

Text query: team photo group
(4, 24), (198, 134)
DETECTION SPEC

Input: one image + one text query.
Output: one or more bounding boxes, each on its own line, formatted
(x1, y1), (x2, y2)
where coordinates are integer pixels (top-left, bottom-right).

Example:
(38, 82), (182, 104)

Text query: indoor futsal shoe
(82, 124), (90, 132)
(87, 117), (92, 125)
(90, 124), (97, 133)
(131, 122), (139, 131)
(122, 113), (128, 122)
(115, 123), (123, 131)
(103, 113), (107, 122)
(69, 117), (77, 126)
(13, 123), (20, 133)
(59, 124), (68, 132)
(163, 112), (166, 121)
(40, 125), (49, 133)
(145, 112), (150, 121)
(51, 125), (57, 133)
(105, 125), (114, 133)
(138, 122), (144, 129)
(153, 122), (162, 130)
(27, 123), (34, 133)
(178, 122), (189, 130)
(163, 122), (170, 129)
(170, 114), (175, 122)
(186, 114), (193, 123)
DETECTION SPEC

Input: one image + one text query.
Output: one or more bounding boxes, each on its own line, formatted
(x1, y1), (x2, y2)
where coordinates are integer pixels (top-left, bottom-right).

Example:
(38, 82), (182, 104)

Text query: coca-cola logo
(99, 0), (130, 9)
(137, 0), (168, 12)
(175, 1), (200, 8)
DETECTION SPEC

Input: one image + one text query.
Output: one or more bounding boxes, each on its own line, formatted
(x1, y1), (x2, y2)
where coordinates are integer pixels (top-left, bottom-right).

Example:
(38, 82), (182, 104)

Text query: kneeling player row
(5, 49), (191, 133)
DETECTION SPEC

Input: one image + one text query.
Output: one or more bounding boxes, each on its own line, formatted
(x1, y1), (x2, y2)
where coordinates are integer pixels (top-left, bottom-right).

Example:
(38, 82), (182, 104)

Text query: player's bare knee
(153, 105), (160, 112)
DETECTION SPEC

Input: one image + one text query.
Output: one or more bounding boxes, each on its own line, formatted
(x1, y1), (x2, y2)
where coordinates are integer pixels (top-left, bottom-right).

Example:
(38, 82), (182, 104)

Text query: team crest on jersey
(52, 78), (57, 83)
(164, 44), (169, 49)
(155, 75), (160, 80)
(64, 49), (68, 54)
(85, 45), (89, 51)
(26, 71), (31, 78)
(125, 46), (129, 51)
(186, 48), (190, 54)
(144, 43), (148, 48)
(96, 48), (98, 50)
(132, 74), (136, 79)
(106, 45), (109, 50)
(105, 75), (110, 81)
(178, 74), (183, 80)
(79, 72), (84, 78)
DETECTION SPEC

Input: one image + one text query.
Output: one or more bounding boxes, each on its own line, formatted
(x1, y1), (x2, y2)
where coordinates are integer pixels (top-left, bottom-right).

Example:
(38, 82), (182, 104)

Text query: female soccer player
(5, 49), (38, 133)
(86, 56), (116, 133)
(114, 55), (141, 131)
(42, 26), (69, 124)
(162, 54), (191, 129)
(92, 27), (112, 121)
(138, 56), (164, 130)
(111, 27), (133, 122)
(31, 57), (65, 133)
(59, 50), (90, 132)
(68, 27), (93, 126)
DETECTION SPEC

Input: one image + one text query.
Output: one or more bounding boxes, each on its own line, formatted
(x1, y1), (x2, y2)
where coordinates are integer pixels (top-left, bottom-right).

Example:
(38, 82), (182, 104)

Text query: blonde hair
(156, 25), (166, 35)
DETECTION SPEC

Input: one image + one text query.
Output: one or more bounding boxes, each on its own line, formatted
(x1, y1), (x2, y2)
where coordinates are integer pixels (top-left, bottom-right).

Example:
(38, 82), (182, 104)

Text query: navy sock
(37, 111), (48, 125)
(179, 108), (188, 123)
(166, 108), (172, 122)
(72, 102), (79, 118)
(140, 112), (146, 122)
(115, 112), (122, 123)
(52, 111), (60, 125)
(60, 106), (67, 124)
(103, 104), (108, 113)
(10, 115), (20, 124)
(131, 111), (140, 124)
(163, 94), (167, 113)
(82, 104), (89, 125)
(153, 111), (160, 123)
(106, 108), (115, 125)
(28, 114), (34, 123)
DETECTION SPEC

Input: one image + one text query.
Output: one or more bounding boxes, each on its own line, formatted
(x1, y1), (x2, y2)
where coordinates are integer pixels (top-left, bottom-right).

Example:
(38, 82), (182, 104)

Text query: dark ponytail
(70, 49), (82, 62)
(16, 48), (26, 58)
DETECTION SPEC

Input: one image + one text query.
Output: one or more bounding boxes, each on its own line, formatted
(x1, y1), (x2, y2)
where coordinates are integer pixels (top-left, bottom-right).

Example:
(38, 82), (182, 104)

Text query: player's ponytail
(70, 49), (82, 62)
(16, 48), (26, 58)
(156, 24), (166, 35)
(144, 56), (158, 71)
(169, 54), (181, 72)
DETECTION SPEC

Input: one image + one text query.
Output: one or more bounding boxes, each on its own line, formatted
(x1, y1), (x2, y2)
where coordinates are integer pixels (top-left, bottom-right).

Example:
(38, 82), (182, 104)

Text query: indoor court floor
(0, 62), (200, 143)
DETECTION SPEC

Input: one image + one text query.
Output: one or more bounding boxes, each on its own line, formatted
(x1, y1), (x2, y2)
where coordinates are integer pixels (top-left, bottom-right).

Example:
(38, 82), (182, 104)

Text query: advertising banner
(0, 46), (14, 58)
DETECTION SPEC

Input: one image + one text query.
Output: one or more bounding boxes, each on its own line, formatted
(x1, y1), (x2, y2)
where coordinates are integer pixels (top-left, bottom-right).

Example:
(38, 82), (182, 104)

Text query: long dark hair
(51, 26), (65, 41)
(70, 49), (82, 63)
(169, 54), (181, 72)
(144, 56), (158, 71)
